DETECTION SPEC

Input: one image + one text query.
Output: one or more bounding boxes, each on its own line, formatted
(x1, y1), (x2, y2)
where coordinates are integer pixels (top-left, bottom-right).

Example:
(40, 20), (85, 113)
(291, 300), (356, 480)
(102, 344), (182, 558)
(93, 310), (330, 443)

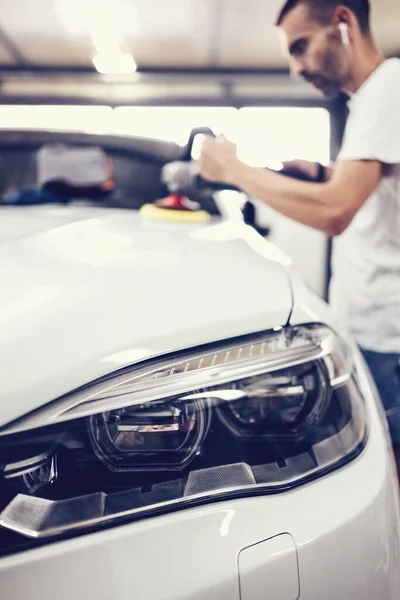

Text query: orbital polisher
(140, 127), (318, 223)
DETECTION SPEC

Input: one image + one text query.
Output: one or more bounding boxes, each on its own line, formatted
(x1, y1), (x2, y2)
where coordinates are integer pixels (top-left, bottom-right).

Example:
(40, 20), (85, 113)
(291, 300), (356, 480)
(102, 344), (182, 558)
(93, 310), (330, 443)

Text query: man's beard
(301, 71), (342, 99)
(301, 48), (348, 99)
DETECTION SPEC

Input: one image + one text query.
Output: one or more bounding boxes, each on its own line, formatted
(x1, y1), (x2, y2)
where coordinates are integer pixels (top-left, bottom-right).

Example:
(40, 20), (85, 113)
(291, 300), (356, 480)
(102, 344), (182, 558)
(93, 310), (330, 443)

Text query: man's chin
(321, 87), (340, 99)
(306, 79), (341, 99)
(312, 83), (340, 99)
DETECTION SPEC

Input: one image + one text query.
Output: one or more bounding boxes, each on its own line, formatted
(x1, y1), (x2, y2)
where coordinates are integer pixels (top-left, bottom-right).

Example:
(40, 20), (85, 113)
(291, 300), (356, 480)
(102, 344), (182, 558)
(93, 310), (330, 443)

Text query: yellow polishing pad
(140, 203), (210, 223)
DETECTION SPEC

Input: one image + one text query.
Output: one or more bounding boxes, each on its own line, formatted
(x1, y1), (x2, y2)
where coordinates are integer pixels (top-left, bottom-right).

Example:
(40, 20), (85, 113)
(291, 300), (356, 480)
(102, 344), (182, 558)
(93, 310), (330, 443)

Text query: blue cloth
(1, 188), (69, 206)
(361, 348), (400, 445)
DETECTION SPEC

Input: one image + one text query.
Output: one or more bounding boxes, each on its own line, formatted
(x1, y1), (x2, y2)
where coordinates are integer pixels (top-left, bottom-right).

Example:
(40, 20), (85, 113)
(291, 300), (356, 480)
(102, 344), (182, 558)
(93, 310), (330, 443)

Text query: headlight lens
(90, 397), (211, 471)
(0, 324), (366, 555)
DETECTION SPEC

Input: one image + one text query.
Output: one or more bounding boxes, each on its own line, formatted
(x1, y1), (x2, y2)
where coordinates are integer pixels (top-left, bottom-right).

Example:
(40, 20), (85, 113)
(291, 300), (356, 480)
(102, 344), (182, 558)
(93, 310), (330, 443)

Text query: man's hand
(199, 135), (238, 183)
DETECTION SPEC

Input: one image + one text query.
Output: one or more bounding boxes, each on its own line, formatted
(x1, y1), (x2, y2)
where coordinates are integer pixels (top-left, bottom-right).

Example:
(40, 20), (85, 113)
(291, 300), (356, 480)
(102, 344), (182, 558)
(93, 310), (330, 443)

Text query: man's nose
(289, 58), (304, 79)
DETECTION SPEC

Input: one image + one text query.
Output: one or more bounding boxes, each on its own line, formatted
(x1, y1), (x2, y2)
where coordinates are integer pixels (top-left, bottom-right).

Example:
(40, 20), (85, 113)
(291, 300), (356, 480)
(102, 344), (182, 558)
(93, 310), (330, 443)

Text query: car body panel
(0, 354), (399, 600)
(0, 205), (293, 427)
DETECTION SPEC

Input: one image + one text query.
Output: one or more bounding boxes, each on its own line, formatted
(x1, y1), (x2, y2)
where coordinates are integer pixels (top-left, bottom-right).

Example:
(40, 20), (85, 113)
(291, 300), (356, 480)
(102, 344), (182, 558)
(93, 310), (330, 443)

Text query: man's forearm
(227, 160), (337, 234)
(199, 137), (382, 236)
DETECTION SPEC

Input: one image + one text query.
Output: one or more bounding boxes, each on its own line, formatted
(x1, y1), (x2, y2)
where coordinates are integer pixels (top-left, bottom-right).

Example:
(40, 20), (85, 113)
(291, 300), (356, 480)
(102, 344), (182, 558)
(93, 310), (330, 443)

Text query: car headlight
(0, 324), (367, 556)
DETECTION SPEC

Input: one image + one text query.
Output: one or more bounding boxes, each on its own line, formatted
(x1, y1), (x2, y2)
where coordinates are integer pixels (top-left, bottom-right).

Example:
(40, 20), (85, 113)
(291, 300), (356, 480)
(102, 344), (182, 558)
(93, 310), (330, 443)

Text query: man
(199, 0), (400, 473)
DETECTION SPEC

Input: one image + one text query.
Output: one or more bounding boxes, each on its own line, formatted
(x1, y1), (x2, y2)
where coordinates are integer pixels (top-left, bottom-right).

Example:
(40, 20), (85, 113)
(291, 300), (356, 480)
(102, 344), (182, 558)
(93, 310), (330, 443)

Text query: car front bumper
(1, 359), (399, 600)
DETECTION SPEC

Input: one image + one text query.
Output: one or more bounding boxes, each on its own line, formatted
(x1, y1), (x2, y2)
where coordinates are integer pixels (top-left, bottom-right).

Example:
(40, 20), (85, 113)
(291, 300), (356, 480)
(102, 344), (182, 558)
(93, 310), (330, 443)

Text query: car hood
(0, 205), (293, 427)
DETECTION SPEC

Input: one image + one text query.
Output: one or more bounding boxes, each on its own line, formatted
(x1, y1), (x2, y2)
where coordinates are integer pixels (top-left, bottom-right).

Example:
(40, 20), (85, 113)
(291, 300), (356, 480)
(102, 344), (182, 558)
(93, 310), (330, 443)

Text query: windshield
(0, 130), (221, 216)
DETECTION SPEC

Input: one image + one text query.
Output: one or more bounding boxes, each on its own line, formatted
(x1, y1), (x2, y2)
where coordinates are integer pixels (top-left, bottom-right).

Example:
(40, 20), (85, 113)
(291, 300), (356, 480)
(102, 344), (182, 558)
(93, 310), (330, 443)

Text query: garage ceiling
(0, 0), (398, 103)
(0, 0), (398, 70)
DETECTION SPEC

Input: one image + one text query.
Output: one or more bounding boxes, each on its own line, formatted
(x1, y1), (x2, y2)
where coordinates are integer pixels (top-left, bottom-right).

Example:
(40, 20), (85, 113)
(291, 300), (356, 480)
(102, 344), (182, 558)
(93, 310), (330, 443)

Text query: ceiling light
(92, 53), (137, 75)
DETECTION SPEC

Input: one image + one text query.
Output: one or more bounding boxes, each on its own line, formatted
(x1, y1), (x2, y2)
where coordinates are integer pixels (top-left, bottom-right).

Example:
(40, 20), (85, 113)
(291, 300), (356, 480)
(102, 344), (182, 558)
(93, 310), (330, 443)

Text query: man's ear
(332, 6), (356, 39)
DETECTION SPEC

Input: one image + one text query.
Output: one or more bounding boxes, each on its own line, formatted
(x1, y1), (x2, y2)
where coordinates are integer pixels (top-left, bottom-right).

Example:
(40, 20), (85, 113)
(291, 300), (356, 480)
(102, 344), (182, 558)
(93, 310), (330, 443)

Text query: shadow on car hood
(0, 205), (293, 426)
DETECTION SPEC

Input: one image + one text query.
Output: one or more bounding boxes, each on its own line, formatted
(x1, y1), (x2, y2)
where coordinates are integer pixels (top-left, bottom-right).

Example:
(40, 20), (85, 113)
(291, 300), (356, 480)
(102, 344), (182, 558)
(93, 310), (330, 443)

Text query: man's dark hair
(276, 0), (371, 35)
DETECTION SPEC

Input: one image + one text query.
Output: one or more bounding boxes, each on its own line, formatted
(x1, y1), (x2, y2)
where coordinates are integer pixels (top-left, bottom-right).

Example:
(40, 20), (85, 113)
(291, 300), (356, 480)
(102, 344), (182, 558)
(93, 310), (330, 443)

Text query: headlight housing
(0, 324), (367, 556)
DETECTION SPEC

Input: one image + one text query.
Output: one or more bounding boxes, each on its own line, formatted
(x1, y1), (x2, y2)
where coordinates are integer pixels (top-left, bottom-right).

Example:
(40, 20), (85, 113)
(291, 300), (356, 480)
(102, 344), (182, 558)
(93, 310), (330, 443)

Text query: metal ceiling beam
(0, 64), (290, 77)
(3, 54), (400, 78)
(0, 94), (330, 108)
(0, 27), (30, 65)
(207, 0), (224, 65)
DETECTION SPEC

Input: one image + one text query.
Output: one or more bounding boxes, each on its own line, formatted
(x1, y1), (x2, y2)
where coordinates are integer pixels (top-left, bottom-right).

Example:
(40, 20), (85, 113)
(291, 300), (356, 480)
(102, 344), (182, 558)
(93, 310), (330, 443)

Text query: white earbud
(339, 22), (350, 46)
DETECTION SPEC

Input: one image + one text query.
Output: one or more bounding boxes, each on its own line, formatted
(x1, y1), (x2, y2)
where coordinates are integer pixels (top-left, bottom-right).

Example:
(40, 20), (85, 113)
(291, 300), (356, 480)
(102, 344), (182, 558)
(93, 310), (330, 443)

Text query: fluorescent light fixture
(93, 53), (137, 74)
(82, 0), (121, 54)
(81, 0), (137, 74)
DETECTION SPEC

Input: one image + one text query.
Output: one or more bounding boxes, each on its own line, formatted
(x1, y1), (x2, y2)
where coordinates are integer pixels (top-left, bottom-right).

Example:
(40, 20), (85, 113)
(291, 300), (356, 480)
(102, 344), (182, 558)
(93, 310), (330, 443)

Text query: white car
(0, 129), (399, 600)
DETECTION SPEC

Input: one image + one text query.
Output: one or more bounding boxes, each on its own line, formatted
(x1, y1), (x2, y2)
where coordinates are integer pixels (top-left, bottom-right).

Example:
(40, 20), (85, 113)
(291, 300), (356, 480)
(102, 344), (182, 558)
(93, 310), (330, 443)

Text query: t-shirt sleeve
(338, 63), (400, 165)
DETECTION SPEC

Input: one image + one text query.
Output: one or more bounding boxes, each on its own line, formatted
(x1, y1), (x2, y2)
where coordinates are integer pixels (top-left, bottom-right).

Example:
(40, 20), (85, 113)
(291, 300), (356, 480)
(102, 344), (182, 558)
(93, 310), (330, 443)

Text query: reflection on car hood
(0, 205), (293, 426)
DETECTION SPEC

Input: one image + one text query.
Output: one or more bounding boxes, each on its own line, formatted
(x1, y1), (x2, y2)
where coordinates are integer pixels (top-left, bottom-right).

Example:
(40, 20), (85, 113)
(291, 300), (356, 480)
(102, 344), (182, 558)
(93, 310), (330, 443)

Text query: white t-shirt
(330, 58), (400, 353)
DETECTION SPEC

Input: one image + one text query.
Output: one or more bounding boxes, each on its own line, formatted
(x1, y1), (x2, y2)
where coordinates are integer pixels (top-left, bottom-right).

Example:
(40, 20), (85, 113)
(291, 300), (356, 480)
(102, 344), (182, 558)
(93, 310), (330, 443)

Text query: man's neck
(343, 41), (385, 95)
